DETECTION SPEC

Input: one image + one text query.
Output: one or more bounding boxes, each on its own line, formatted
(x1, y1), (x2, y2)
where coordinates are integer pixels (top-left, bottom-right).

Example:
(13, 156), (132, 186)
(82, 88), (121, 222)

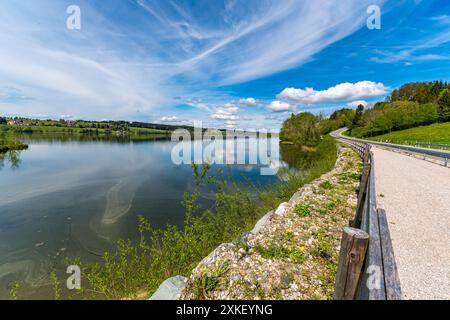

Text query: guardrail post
(334, 227), (370, 300)
(353, 147), (370, 228)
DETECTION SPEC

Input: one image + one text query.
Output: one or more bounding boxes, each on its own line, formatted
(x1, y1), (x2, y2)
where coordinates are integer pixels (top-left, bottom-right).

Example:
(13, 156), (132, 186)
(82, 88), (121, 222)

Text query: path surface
(372, 146), (450, 300)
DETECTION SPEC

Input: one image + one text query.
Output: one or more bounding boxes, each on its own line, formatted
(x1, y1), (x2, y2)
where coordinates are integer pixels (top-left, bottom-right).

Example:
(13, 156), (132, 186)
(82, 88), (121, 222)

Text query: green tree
(280, 112), (320, 147)
(352, 104), (364, 128)
(437, 89), (450, 121)
(0, 117), (6, 125)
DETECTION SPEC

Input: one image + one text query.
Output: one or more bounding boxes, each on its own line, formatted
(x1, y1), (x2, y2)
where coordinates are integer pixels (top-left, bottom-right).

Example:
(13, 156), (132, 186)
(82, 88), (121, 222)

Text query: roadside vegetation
(181, 144), (362, 300)
(346, 81), (450, 138)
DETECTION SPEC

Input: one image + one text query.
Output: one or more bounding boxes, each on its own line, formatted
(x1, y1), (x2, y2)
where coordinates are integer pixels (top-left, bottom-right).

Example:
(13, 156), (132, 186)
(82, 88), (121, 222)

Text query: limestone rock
(149, 275), (187, 300)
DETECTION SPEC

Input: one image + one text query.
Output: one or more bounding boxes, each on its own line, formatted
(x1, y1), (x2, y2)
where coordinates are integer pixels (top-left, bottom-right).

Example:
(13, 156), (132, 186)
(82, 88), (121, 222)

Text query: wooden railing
(333, 137), (402, 300)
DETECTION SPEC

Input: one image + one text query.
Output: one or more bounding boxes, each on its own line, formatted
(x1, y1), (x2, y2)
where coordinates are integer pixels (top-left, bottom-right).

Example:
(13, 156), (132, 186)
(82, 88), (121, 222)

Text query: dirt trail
(372, 146), (450, 300)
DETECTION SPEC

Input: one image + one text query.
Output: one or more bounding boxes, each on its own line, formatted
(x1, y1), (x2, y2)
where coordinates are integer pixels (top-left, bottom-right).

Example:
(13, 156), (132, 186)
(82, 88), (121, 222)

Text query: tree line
(280, 80), (450, 144)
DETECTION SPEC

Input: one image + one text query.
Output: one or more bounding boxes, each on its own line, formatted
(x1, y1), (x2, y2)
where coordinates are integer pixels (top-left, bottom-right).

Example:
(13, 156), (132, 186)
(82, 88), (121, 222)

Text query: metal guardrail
(332, 129), (450, 168)
(366, 140), (450, 166)
(333, 134), (402, 300)
(415, 142), (450, 149)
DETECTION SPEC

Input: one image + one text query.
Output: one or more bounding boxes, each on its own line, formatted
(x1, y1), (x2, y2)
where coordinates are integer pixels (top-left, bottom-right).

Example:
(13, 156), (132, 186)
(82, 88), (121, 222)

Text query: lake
(0, 134), (286, 299)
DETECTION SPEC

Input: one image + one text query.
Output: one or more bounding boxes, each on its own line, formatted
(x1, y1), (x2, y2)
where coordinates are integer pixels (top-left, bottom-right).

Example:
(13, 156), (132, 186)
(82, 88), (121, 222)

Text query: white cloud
(211, 103), (240, 120)
(267, 101), (293, 112)
(211, 113), (239, 121)
(278, 81), (389, 104)
(347, 100), (368, 108)
(222, 103), (239, 114)
(0, 2), (172, 120)
(160, 116), (178, 122)
(238, 98), (258, 106)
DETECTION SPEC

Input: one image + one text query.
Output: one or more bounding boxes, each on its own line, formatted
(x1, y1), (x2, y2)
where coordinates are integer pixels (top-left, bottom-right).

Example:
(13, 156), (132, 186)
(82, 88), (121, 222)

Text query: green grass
(255, 244), (305, 264)
(366, 122), (450, 148)
(319, 181), (334, 190)
(129, 127), (170, 135)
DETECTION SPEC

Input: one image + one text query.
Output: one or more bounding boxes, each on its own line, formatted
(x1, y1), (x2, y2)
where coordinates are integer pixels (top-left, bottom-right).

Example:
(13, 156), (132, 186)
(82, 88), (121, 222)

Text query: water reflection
(0, 150), (23, 170)
(280, 143), (322, 169)
(0, 133), (284, 299)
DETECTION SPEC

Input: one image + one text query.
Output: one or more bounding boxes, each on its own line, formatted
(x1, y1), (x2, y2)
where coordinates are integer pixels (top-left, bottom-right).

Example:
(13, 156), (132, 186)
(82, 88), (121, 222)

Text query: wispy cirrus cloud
(370, 19), (450, 64)
(0, 0), (381, 124)
(430, 15), (450, 24)
(370, 50), (450, 64)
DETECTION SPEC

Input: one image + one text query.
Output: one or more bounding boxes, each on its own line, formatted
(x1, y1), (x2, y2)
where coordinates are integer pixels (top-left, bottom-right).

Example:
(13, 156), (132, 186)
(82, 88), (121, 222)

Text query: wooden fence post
(334, 227), (370, 300)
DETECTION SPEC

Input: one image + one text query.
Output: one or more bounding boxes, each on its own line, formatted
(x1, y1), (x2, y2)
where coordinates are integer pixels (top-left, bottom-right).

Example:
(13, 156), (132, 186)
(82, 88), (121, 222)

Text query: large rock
(274, 202), (290, 216)
(149, 275), (187, 300)
(251, 210), (273, 235)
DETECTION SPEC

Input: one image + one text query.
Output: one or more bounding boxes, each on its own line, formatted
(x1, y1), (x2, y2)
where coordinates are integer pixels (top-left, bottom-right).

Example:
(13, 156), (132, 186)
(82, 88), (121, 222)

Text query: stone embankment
(151, 144), (362, 300)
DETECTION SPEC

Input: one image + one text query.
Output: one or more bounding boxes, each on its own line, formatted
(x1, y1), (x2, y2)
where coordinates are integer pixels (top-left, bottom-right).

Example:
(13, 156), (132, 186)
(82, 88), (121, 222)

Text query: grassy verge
(360, 122), (450, 149)
(181, 143), (362, 300)
(57, 136), (337, 299)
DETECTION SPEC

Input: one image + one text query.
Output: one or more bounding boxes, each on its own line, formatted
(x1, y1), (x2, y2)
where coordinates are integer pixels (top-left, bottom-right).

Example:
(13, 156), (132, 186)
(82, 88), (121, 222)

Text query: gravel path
(372, 146), (450, 300)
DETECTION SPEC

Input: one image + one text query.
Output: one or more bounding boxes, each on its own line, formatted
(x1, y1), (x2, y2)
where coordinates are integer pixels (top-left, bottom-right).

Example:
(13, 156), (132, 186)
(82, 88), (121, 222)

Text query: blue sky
(0, 0), (450, 129)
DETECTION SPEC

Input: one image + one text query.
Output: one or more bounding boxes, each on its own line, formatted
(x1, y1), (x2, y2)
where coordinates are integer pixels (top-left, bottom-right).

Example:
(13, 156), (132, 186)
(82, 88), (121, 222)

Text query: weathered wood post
(334, 227), (370, 300)
(377, 209), (402, 300)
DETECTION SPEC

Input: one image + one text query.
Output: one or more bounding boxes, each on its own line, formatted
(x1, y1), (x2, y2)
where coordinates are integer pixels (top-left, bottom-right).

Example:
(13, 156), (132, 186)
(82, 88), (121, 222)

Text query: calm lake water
(0, 134), (286, 299)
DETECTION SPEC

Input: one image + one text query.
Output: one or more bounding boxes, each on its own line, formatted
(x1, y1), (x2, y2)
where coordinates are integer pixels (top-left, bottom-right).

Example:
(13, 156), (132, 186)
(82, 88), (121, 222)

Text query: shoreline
(150, 143), (362, 300)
